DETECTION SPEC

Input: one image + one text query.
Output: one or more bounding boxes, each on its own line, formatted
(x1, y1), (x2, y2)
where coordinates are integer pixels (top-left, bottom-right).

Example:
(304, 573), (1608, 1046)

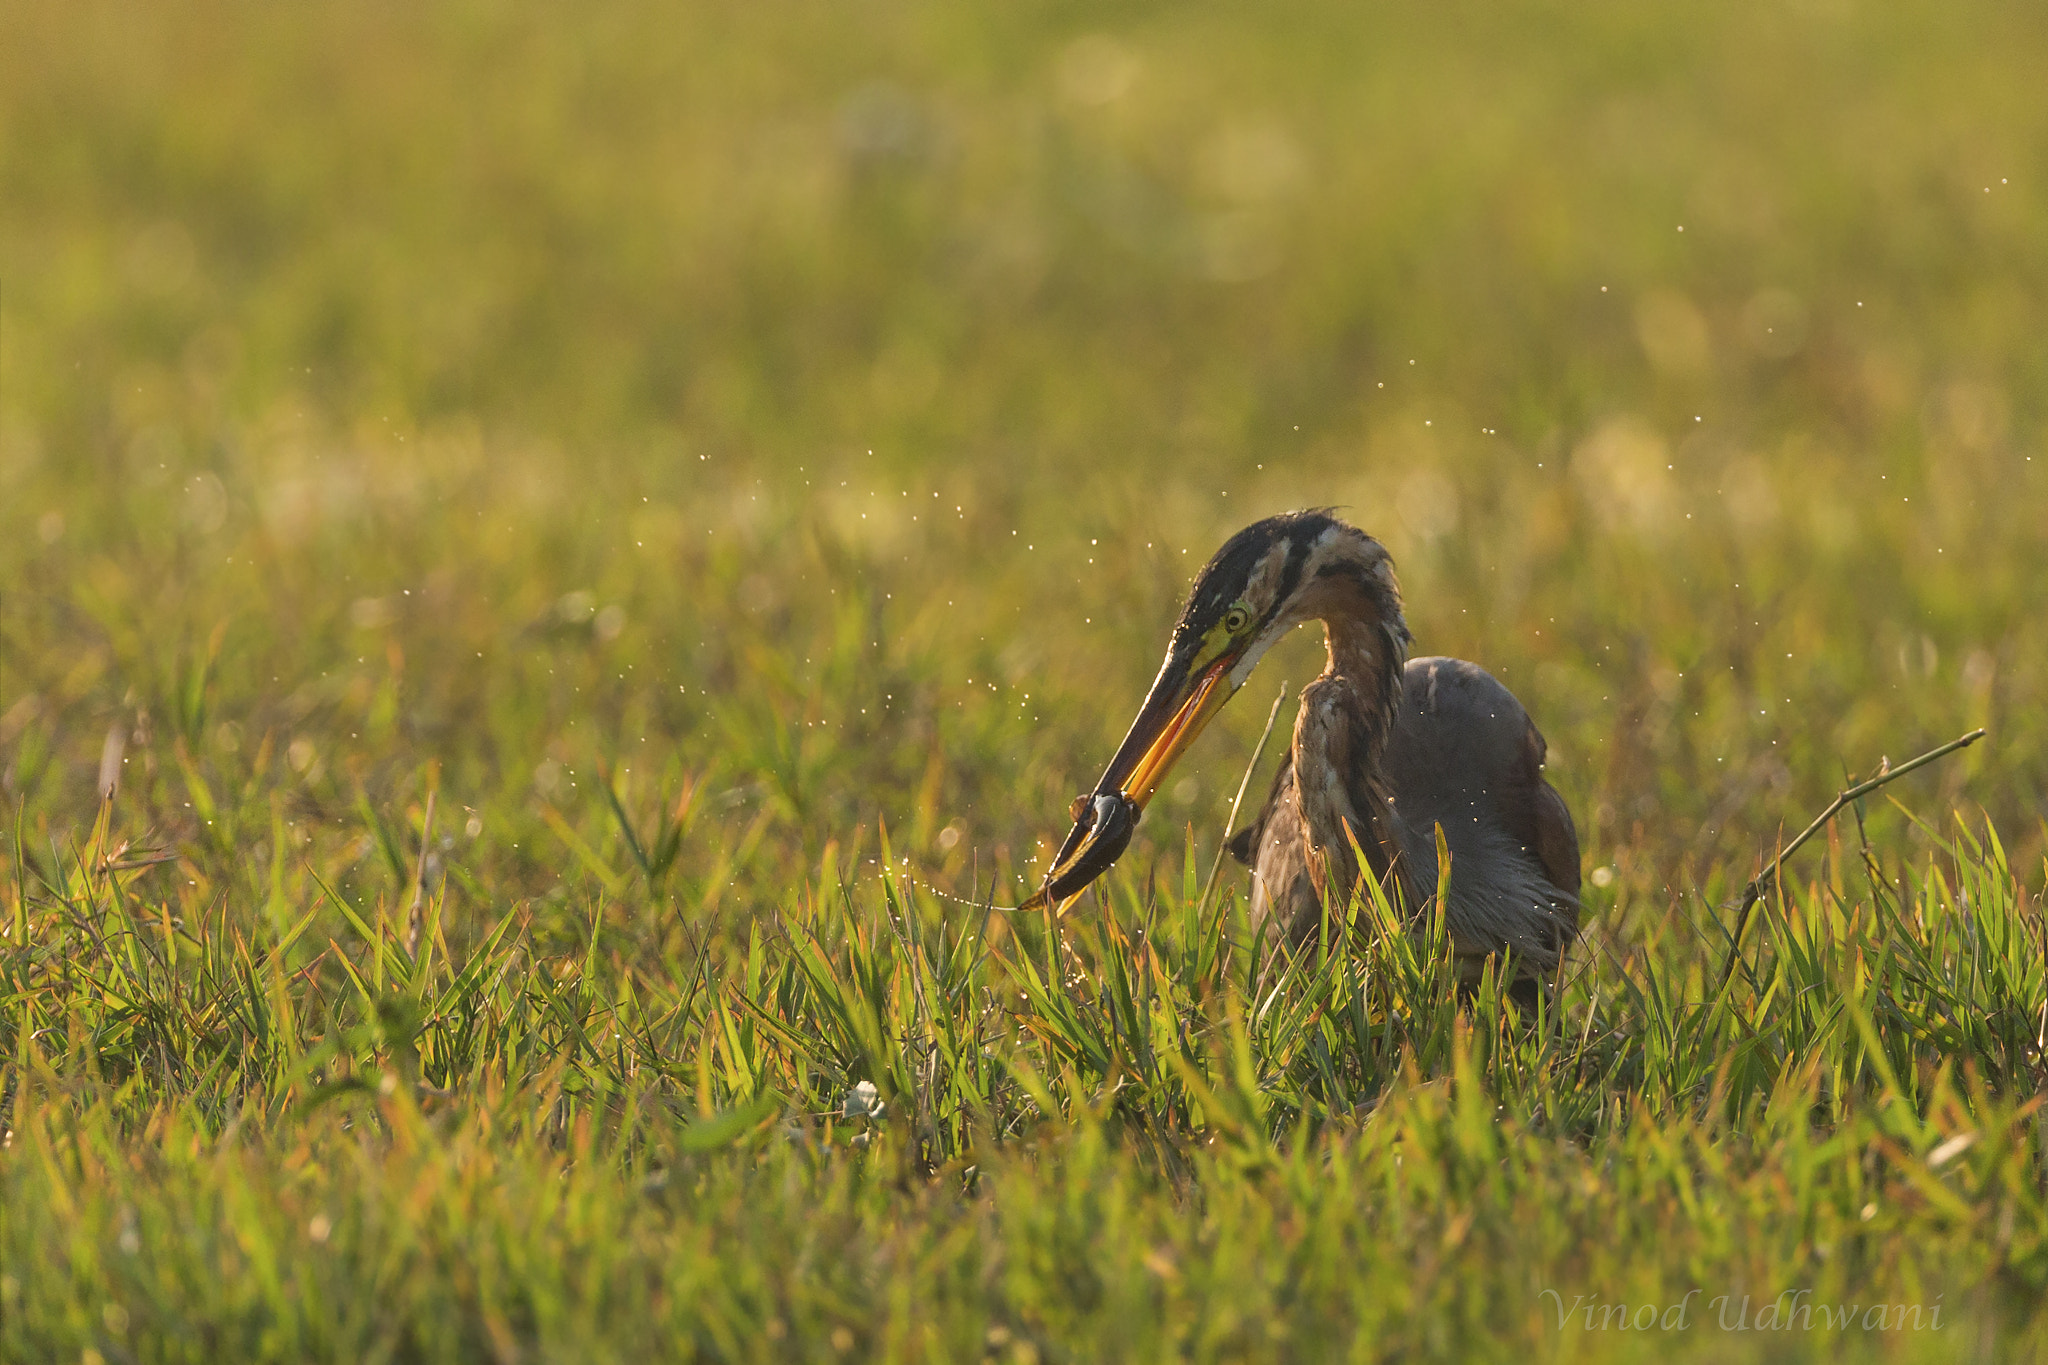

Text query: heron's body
(1230, 656), (1580, 982)
(1031, 509), (1583, 992)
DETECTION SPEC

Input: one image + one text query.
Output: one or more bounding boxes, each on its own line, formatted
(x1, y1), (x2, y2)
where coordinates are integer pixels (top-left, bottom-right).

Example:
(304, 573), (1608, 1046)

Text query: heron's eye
(1222, 604), (1252, 634)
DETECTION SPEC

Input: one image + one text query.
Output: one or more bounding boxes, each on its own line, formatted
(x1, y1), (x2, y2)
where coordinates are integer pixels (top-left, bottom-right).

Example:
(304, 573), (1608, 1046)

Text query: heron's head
(1026, 510), (1408, 909)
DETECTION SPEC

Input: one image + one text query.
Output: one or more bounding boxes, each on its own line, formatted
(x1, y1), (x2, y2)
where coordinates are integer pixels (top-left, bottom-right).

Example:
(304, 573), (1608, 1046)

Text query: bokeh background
(4, 0), (2045, 931)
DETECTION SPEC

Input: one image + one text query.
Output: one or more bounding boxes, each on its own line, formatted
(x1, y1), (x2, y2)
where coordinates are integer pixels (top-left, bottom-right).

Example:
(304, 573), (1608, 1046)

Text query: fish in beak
(1021, 649), (1240, 912)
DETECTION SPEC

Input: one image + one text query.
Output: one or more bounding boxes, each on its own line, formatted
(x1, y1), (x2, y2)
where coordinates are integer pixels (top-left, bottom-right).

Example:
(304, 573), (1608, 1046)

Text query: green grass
(5, 0), (2048, 1359)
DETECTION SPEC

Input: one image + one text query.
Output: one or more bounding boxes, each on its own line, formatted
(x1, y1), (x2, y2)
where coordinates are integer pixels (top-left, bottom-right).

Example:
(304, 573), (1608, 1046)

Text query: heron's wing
(1386, 657), (1582, 967)
(1512, 725), (1582, 946)
(1527, 765), (1581, 899)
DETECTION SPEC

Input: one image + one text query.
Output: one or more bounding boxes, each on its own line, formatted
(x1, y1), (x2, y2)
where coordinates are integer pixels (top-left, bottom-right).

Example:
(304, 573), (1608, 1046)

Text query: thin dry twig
(407, 789), (437, 958)
(1196, 682), (1289, 918)
(1716, 727), (1985, 993)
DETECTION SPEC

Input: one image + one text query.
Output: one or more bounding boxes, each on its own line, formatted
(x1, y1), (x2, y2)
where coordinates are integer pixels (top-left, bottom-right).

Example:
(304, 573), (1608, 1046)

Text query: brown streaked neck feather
(1289, 573), (1413, 913)
(1322, 609), (1396, 691)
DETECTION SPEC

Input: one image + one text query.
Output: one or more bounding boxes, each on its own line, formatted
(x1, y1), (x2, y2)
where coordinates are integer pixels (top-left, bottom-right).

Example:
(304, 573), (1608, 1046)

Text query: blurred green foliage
(3, 0), (2046, 1359)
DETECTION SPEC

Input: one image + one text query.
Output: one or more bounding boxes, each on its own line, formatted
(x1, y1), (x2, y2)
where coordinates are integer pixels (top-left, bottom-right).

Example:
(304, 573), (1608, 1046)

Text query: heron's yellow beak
(1113, 657), (1235, 808)
(1022, 654), (1239, 912)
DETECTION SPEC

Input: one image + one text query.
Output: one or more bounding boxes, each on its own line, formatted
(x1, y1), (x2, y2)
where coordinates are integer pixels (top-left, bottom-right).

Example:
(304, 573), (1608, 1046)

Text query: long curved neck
(1323, 610), (1399, 693)
(1290, 599), (1411, 915)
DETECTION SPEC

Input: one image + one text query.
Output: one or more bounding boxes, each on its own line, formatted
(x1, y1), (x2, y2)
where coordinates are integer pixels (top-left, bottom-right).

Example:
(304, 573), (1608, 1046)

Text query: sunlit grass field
(5, 1), (2048, 1359)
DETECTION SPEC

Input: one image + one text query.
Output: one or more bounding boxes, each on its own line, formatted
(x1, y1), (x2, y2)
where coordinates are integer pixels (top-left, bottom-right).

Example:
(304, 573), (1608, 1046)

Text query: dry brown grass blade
(1716, 727), (1987, 992)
